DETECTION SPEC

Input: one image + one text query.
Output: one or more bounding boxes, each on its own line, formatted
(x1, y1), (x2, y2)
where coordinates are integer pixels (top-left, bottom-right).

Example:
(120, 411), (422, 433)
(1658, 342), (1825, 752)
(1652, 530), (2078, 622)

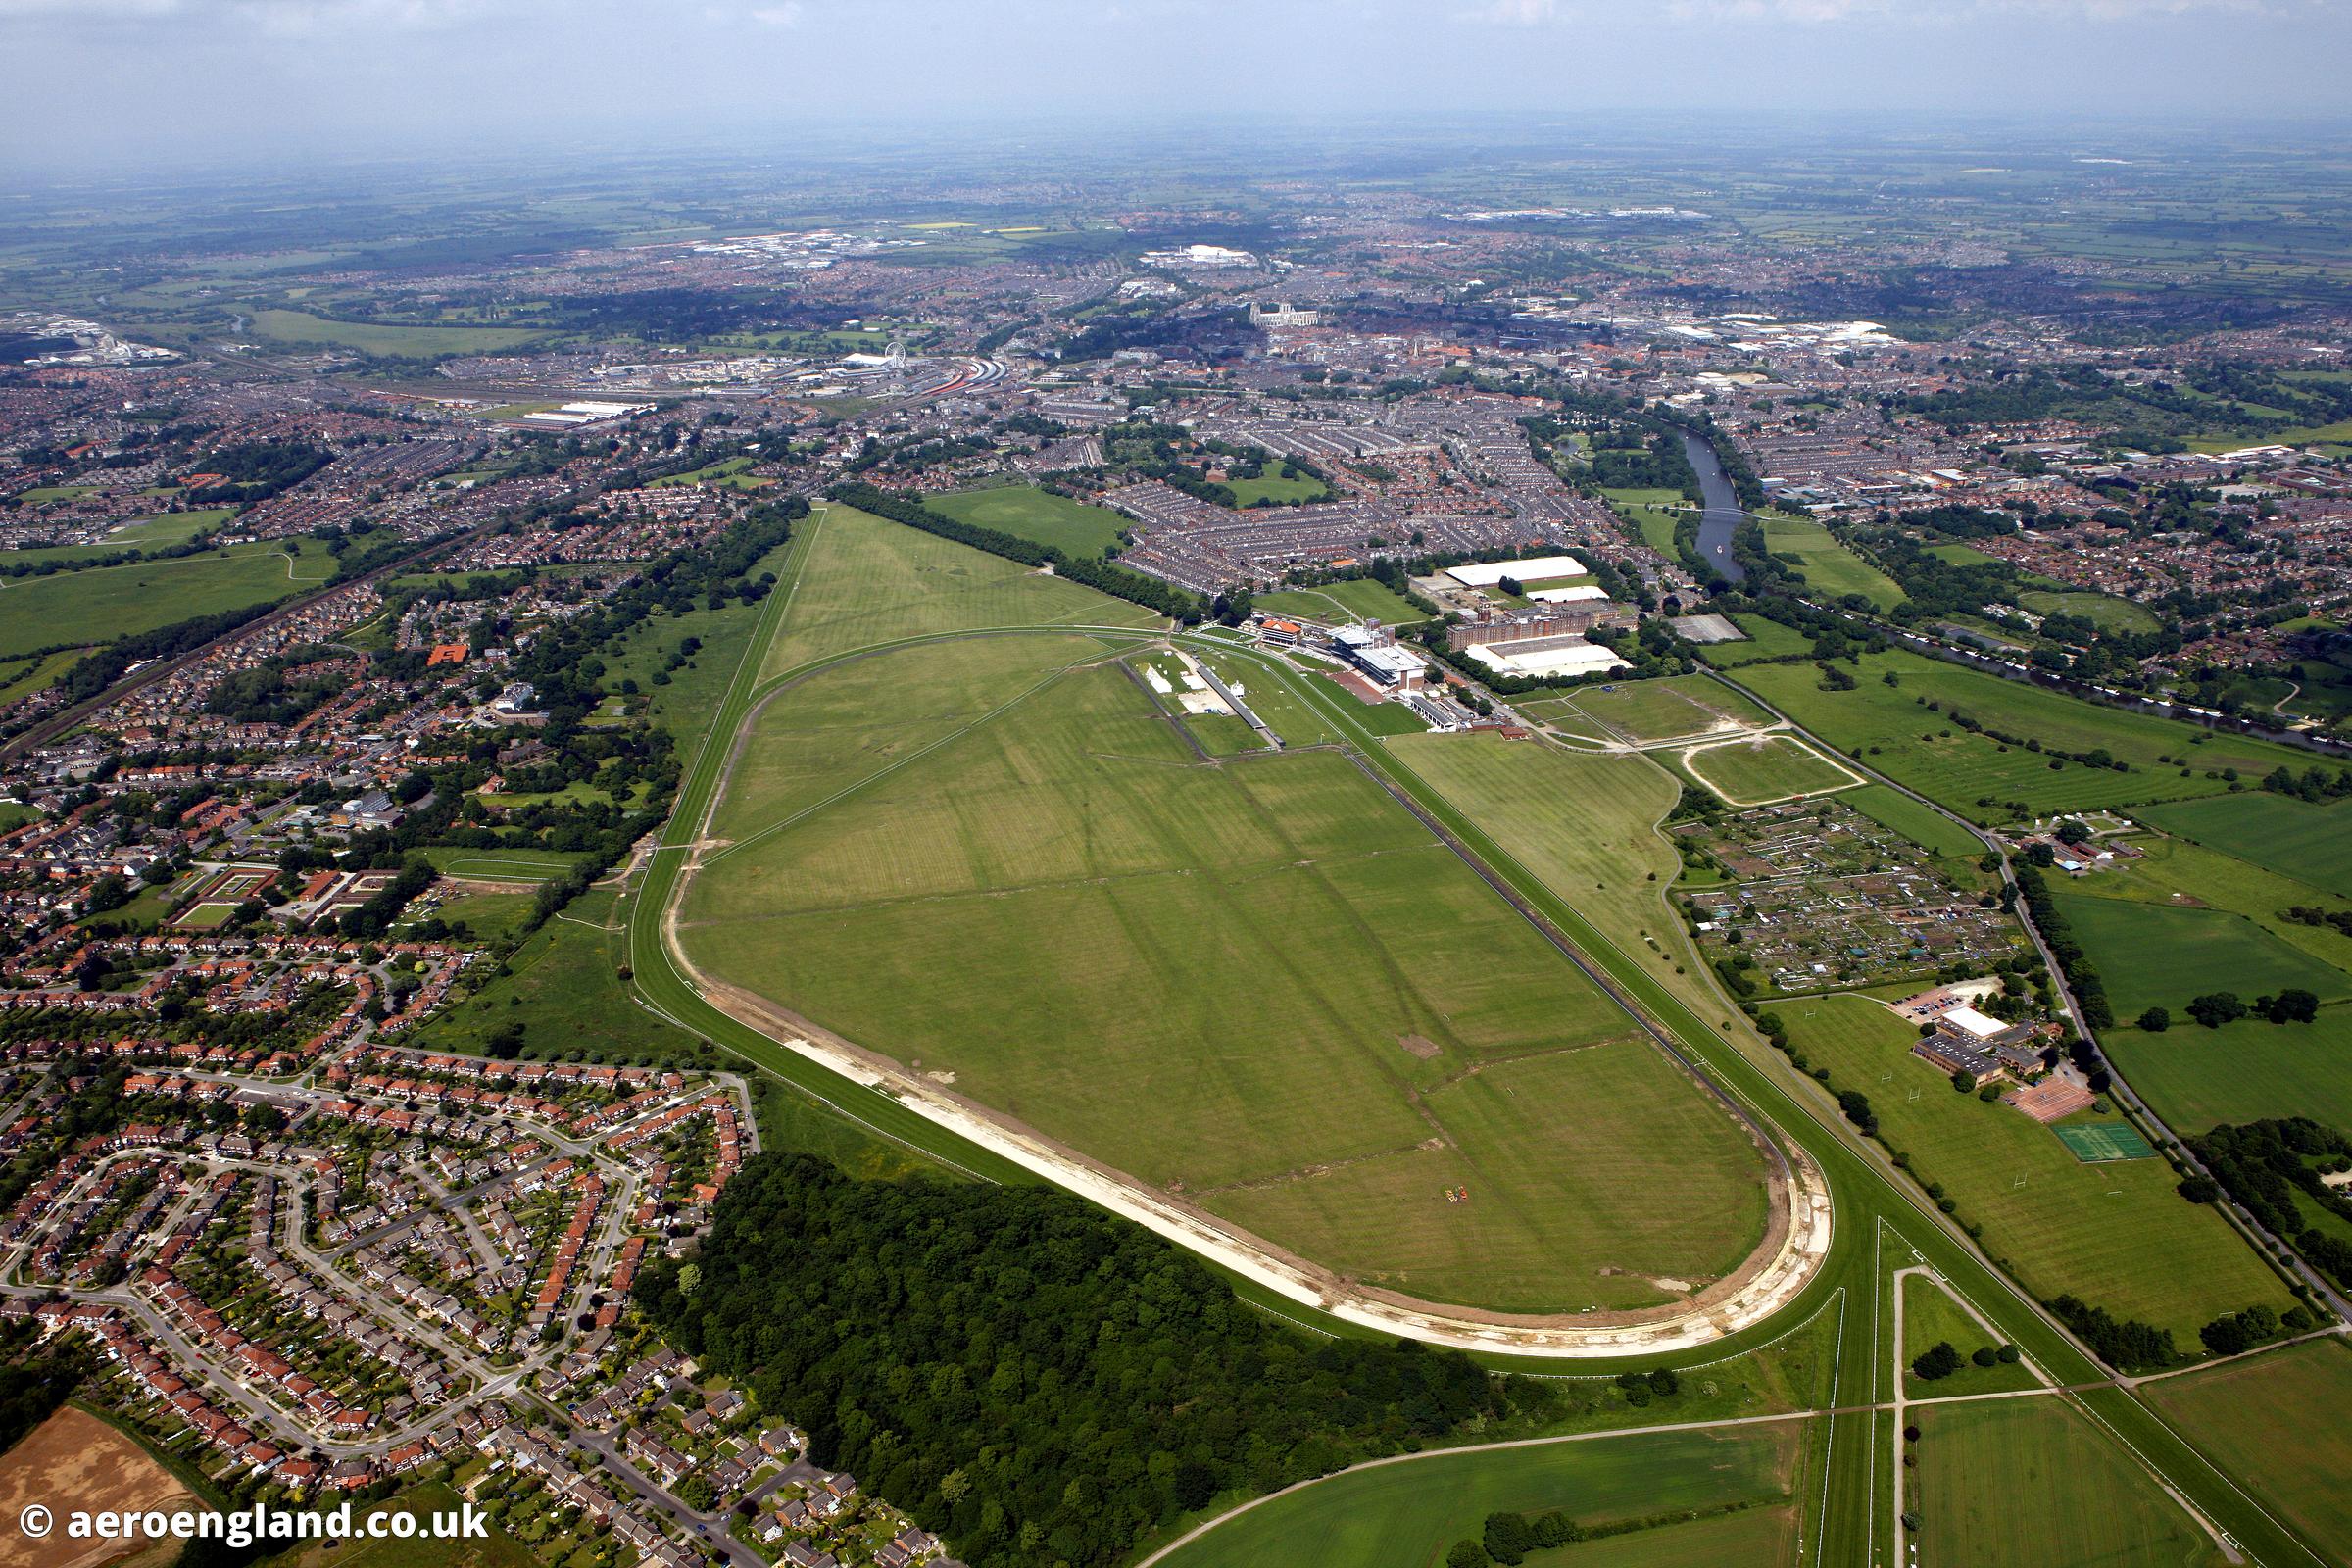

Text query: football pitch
(2052, 1122), (2157, 1162)
(683, 629), (1776, 1315)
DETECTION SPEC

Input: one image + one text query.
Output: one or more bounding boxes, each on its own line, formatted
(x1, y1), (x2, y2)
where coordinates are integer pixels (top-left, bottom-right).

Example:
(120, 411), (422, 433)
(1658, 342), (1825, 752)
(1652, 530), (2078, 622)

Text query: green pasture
(1680, 734), (1857, 805)
(2143, 1337), (2352, 1566)
(927, 485), (1129, 558)
(0, 538), (333, 659)
(1759, 516), (1906, 611)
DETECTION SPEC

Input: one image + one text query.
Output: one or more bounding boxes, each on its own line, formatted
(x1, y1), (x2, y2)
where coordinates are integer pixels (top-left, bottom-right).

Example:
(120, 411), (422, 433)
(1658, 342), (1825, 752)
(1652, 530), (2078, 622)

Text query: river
(1679, 430), (1746, 585)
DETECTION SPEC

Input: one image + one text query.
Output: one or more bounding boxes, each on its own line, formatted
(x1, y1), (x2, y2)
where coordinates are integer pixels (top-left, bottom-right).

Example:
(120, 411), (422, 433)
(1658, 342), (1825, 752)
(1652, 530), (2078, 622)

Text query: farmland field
(1681, 734), (1857, 805)
(1777, 995), (2289, 1344)
(1564, 673), (1770, 744)
(1911, 1397), (2223, 1568)
(1728, 650), (2318, 822)
(2135, 792), (2352, 897)
(2142, 1337), (2352, 1565)
(2051, 834), (2352, 975)
(1153, 1424), (1802, 1568)
(755, 504), (1158, 680)
(0, 1406), (195, 1568)
(685, 642), (1773, 1314)
(927, 484), (1129, 558)
(1758, 515), (1906, 611)
(0, 538), (333, 659)
(2102, 1004), (2352, 1135)
(2045, 889), (2350, 1017)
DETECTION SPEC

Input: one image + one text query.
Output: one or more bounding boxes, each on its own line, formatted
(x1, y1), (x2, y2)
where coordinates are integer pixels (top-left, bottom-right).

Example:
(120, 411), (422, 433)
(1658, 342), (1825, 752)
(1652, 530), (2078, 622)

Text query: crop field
(2102, 1004), (2352, 1136)
(1912, 1398), (2223, 1568)
(1253, 578), (1426, 626)
(0, 539), (332, 659)
(1563, 673), (1771, 744)
(1680, 734), (1857, 805)
(684, 647), (1772, 1314)
(755, 505), (1158, 680)
(1700, 615), (1816, 666)
(1758, 516), (1906, 611)
(2052, 835), (2352, 976)
(1902, 1274), (2037, 1398)
(2045, 889), (2350, 1017)
(1729, 650), (2316, 822)
(1383, 731), (1724, 1024)
(2142, 1337), (2352, 1565)
(0, 1406), (195, 1568)
(1153, 1424), (1801, 1568)
(1779, 995), (2289, 1344)
(926, 485), (1129, 558)
(2135, 792), (2352, 897)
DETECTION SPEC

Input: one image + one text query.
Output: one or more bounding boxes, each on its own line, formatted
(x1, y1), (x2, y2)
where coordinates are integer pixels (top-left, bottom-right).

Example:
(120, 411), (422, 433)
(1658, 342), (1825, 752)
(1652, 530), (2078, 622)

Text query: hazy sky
(5, 0), (2348, 171)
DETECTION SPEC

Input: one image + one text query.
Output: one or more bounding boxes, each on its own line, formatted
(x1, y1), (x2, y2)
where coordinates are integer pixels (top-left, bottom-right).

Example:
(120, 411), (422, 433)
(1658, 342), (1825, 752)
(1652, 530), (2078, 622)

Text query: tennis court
(2053, 1122), (2158, 1162)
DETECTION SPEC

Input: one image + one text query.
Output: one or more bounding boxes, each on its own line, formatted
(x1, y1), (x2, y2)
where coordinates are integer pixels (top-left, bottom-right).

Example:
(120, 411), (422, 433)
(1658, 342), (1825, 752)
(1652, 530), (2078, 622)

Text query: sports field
(755, 504), (1158, 680)
(1152, 1423), (1802, 1568)
(2044, 890), (2350, 1018)
(1911, 1398), (2224, 1568)
(926, 484), (1129, 558)
(2135, 791), (2352, 897)
(2102, 1004), (2352, 1136)
(1778, 995), (2289, 1344)
(1563, 673), (1771, 744)
(2142, 1337), (2352, 1565)
(1730, 650), (2320, 822)
(685, 642), (1773, 1314)
(0, 538), (333, 659)
(1901, 1273), (2037, 1397)
(1681, 734), (1857, 805)
(1759, 516), (1906, 612)
(2051, 1120), (2157, 1162)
